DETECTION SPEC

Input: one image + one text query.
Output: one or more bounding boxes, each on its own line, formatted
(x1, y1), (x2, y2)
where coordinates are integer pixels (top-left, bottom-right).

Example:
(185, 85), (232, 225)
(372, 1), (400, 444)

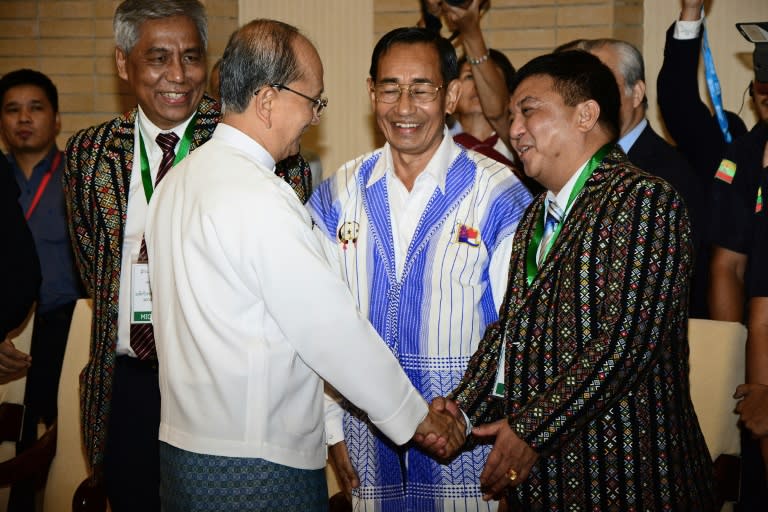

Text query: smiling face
(508, 74), (585, 191)
(116, 15), (207, 130)
(369, 42), (458, 164)
(0, 84), (60, 158)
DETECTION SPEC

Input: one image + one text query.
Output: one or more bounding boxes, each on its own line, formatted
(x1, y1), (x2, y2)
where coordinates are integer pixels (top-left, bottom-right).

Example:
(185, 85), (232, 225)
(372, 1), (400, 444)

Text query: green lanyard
(525, 144), (611, 285)
(139, 115), (197, 203)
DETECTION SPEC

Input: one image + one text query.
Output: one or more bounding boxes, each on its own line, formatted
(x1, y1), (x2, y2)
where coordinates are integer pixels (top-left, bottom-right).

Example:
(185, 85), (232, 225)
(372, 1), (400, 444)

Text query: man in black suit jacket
(0, 151), (41, 381)
(585, 38), (708, 317)
(657, 3), (747, 186)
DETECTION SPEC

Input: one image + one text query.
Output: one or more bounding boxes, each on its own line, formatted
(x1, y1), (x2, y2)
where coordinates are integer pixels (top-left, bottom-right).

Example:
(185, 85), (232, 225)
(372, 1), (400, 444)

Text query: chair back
(688, 318), (746, 459)
(0, 307), (35, 510)
(43, 299), (93, 512)
(688, 318), (746, 511)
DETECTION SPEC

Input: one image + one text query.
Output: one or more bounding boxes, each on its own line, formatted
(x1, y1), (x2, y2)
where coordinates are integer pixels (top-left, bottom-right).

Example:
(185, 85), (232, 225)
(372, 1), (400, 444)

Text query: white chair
(43, 299), (93, 512)
(688, 319), (746, 459)
(688, 318), (747, 511)
(0, 307), (36, 511)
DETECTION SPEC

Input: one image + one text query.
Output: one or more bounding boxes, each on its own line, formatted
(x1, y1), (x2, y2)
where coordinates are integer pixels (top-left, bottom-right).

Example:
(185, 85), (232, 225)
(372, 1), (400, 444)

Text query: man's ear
(444, 79), (461, 116)
(575, 99), (600, 132)
(115, 48), (128, 82)
(54, 112), (61, 136)
(253, 86), (276, 129)
(367, 77), (377, 111)
(631, 79), (646, 110)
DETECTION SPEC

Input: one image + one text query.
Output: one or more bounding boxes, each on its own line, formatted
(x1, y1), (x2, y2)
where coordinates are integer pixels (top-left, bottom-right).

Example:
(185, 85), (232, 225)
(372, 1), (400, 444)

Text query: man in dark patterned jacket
(428, 50), (718, 510)
(63, 1), (218, 510)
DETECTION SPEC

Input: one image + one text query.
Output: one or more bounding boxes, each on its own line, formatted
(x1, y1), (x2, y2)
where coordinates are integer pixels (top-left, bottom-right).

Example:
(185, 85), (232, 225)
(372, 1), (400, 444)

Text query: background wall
(0, 0), (767, 175)
(375, 0), (643, 69)
(644, 0), (768, 137)
(240, 0), (375, 178)
(0, 0), (238, 152)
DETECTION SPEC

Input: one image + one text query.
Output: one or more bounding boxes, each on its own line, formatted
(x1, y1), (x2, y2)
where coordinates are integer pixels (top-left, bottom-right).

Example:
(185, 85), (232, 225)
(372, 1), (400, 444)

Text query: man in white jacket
(145, 19), (463, 512)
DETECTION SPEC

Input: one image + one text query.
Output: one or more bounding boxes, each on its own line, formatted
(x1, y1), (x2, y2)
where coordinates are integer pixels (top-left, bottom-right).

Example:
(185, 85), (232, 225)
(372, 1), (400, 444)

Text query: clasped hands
(329, 397), (539, 503)
(416, 397), (539, 500)
(328, 398), (467, 503)
(412, 396), (467, 460)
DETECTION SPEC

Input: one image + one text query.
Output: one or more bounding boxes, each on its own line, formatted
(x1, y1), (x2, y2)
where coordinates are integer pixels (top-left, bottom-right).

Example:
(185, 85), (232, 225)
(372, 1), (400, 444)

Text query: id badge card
(491, 342), (506, 398)
(131, 263), (153, 324)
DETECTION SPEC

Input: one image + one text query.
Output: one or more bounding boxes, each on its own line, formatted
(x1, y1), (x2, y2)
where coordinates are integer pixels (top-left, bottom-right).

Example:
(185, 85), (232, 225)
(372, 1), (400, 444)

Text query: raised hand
(328, 441), (360, 503)
(413, 401), (466, 460)
(734, 383), (768, 438)
(440, 0), (483, 35)
(422, 0), (443, 18)
(472, 419), (539, 501)
(680, 0), (703, 21)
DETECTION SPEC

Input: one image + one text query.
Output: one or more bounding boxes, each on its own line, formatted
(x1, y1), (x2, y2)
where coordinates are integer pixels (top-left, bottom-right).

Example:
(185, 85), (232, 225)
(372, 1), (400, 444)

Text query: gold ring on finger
(507, 468), (518, 481)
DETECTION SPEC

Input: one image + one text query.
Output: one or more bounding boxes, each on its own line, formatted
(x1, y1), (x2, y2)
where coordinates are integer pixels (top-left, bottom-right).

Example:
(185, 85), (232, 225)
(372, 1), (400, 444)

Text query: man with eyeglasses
(308, 26), (531, 511)
(145, 19), (465, 512)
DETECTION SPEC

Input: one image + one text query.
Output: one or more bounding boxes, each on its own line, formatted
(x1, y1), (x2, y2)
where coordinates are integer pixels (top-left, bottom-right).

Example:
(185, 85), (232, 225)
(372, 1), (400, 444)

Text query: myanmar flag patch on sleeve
(715, 159), (737, 184)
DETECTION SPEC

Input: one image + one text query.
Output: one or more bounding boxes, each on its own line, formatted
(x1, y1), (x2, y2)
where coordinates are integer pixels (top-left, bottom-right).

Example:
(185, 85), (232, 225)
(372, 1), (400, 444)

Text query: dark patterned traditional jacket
(63, 96), (220, 475)
(453, 147), (718, 510)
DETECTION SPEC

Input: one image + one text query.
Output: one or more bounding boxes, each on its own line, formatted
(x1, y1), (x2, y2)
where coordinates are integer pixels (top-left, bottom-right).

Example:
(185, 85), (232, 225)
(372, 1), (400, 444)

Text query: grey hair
(114, 0), (208, 54)
(553, 39), (590, 53)
(584, 38), (647, 108)
(218, 19), (303, 114)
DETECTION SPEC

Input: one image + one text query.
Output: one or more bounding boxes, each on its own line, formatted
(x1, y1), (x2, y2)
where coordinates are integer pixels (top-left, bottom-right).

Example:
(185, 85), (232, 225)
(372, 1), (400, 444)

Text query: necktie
(130, 131), (180, 360)
(537, 200), (563, 267)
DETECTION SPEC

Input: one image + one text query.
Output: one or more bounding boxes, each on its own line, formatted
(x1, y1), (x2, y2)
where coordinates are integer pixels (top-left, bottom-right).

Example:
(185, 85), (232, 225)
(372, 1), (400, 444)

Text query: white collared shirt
(115, 107), (195, 356)
(370, 128), (456, 277)
(618, 118), (648, 155)
(366, 127), (513, 309)
(536, 159), (589, 265)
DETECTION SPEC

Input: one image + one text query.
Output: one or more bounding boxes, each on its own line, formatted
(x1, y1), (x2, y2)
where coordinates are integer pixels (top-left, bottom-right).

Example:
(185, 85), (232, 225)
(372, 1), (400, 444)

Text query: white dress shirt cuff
(460, 408), (473, 437)
(324, 391), (345, 445)
(674, 17), (703, 40)
(370, 388), (428, 446)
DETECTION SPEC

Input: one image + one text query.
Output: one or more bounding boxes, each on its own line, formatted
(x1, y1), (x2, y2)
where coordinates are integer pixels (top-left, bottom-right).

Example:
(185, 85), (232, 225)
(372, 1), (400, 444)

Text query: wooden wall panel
(240, 1), (375, 178)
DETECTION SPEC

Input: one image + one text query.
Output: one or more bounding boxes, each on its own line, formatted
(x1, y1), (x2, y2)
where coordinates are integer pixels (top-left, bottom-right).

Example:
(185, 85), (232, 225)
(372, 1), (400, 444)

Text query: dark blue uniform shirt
(9, 147), (82, 313)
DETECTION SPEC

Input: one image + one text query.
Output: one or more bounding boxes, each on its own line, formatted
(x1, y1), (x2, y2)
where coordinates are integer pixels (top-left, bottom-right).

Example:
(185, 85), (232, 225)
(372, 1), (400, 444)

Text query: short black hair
(0, 69), (59, 113)
(369, 27), (458, 84)
(511, 50), (620, 141)
(458, 49), (516, 93)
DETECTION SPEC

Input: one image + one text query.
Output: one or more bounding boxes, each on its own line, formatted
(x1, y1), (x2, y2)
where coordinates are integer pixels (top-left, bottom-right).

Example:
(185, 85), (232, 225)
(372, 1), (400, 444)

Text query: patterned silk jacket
(63, 96), (220, 476)
(453, 147), (718, 510)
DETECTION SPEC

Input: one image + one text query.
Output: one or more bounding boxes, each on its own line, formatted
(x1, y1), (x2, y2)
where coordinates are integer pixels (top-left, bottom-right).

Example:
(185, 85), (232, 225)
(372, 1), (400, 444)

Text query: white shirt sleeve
(324, 387), (346, 445)
(241, 187), (428, 445)
(674, 16), (703, 40)
(489, 233), (515, 311)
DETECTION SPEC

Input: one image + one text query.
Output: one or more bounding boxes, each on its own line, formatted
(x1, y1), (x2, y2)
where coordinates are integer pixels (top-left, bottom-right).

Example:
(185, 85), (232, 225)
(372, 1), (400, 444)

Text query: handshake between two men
(331, 396), (540, 503)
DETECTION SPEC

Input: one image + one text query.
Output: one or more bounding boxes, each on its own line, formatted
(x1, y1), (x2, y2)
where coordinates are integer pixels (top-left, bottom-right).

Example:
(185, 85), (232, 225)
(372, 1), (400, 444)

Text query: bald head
(219, 19), (306, 113)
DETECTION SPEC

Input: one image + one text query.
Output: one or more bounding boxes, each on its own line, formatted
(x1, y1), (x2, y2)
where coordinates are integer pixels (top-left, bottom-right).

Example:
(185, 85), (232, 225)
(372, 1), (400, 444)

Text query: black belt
(116, 355), (158, 372)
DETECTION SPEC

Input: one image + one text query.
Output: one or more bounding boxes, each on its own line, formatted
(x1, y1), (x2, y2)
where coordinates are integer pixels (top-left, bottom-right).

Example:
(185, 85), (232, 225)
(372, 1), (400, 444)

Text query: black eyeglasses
(271, 83), (328, 117)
